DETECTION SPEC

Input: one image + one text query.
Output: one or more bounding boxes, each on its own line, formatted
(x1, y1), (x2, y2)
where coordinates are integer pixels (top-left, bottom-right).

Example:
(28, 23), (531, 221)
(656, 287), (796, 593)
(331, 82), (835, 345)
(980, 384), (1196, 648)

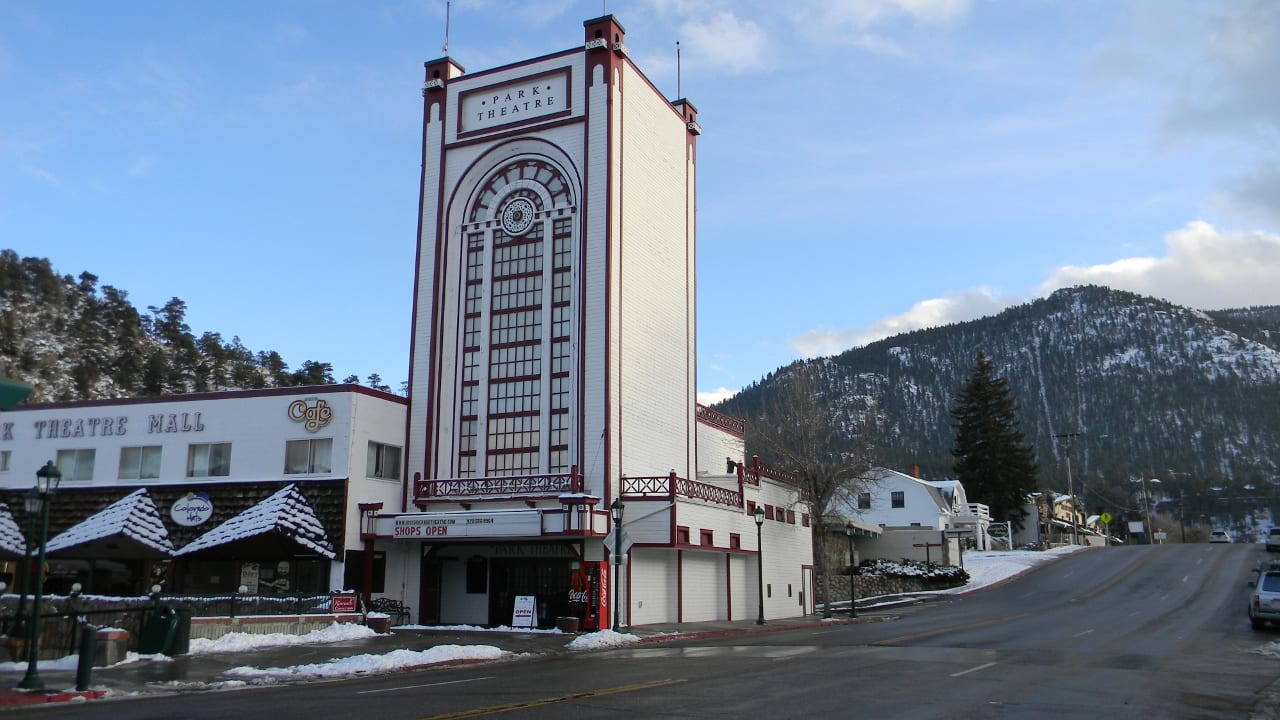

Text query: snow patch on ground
(564, 629), (641, 651)
(188, 621), (377, 655)
(222, 644), (511, 679)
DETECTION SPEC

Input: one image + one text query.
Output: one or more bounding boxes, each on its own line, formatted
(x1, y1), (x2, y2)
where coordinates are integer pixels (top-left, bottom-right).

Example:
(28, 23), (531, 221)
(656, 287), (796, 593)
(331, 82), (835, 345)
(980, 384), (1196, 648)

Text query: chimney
(910, 464), (921, 479)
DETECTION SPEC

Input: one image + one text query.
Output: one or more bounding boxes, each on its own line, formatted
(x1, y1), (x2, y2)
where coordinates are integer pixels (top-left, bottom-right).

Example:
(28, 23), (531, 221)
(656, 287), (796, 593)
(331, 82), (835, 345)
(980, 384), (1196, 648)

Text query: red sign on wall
(331, 593), (358, 613)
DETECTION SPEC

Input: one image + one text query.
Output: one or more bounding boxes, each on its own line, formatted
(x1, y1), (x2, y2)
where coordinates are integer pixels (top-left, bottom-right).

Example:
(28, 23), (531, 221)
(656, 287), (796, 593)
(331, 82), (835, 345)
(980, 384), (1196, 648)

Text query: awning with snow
(0, 503), (26, 557)
(175, 483), (335, 559)
(46, 488), (174, 559)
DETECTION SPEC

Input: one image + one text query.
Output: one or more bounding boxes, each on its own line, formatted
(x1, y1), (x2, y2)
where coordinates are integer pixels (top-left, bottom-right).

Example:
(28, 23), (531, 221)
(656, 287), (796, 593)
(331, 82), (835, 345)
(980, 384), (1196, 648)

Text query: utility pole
(1054, 433), (1082, 546)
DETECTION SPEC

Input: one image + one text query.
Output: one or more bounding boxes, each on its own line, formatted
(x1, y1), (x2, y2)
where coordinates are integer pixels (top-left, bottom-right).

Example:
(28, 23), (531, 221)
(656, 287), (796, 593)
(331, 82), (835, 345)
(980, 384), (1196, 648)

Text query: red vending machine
(568, 561), (609, 631)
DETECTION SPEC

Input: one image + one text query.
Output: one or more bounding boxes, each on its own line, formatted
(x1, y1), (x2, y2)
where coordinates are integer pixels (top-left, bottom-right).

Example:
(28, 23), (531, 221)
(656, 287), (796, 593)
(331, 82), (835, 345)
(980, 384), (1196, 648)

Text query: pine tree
(950, 352), (1039, 528)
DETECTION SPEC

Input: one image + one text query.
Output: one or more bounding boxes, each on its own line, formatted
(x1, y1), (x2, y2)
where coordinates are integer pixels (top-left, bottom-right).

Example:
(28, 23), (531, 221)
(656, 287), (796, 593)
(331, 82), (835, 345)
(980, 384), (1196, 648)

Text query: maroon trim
(695, 405), (745, 437)
(5, 383), (405, 413)
(614, 49), (625, 484)
(406, 73), (431, 513)
(684, 100), (696, 488)
(676, 549), (683, 624)
(445, 115), (584, 152)
(448, 47), (578, 85)
(582, 28), (617, 510)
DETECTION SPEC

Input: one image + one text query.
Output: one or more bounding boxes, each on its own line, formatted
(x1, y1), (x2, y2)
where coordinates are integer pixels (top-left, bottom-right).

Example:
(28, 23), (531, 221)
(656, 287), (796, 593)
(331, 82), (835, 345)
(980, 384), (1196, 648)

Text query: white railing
(965, 503), (992, 522)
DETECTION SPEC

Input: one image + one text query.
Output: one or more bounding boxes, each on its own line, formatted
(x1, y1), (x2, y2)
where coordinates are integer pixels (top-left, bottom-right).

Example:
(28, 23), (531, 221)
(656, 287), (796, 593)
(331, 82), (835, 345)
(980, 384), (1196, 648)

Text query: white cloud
(1039, 221), (1280, 309)
(697, 387), (738, 406)
(679, 11), (767, 74)
(790, 287), (1015, 358)
(788, 220), (1280, 361)
(1113, 0), (1280, 228)
(819, 0), (971, 27)
(25, 166), (57, 184)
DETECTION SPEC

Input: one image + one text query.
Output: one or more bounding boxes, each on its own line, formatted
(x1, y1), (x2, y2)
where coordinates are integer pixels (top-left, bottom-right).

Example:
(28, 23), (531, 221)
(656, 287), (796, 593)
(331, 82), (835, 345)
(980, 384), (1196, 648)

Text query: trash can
(138, 606), (179, 655)
(170, 607), (192, 655)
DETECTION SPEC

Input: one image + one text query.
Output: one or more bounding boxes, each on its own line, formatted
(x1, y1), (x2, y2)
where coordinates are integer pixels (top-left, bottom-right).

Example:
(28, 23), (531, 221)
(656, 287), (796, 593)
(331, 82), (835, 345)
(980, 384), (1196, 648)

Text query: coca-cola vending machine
(568, 561), (609, 631)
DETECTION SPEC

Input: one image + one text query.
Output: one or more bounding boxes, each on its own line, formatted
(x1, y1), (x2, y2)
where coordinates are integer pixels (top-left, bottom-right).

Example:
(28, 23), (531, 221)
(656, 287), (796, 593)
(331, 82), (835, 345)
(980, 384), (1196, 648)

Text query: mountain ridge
(717, 285), (1280, 516)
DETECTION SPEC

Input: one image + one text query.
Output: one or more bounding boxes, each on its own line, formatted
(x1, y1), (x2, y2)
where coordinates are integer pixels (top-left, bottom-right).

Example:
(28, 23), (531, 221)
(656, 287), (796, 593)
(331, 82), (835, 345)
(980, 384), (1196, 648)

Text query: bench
(368, 597), (412, 626)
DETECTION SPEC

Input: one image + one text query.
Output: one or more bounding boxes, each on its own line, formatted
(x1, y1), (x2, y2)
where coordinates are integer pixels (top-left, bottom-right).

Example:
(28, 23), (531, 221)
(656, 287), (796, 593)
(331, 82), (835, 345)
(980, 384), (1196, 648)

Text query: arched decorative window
(456, 158), (577, 478)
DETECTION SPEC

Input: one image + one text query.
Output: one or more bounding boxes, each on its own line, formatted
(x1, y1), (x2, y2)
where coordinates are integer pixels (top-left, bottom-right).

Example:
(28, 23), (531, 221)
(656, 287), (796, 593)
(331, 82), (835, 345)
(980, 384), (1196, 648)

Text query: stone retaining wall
(820, 574), (963, 604)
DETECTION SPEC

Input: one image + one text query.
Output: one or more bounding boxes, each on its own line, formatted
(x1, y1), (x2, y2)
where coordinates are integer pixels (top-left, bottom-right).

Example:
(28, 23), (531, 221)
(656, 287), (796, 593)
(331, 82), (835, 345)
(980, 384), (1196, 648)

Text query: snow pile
(223, 644), (510, 679)
(189, 621), (377, 655)
(564, 629), (641, 651)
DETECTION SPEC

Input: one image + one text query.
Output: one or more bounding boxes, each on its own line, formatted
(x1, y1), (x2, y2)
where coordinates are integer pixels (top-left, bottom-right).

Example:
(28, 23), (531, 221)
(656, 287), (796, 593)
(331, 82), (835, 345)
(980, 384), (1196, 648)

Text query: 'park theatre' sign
(459, 69), (570, 135)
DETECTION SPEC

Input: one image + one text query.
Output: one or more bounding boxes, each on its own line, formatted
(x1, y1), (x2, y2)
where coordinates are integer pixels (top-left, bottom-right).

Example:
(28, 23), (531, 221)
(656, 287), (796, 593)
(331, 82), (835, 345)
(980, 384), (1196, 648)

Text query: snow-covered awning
(46, 488), (174, 558)
(175, 484), (335, 559)
(0, 503), (26, 557)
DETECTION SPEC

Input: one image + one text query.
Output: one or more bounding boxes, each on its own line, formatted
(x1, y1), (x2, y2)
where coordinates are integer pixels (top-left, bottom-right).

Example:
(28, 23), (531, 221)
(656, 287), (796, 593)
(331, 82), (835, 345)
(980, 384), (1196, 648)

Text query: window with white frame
(119, 446), (162, 480)
(187, 442), (231, 478)
(285, 438), (332, 475)
(858, 492), (871, 510)
(367, 441), (402, 480)
(0, 450), (9, 472)
(56, 448), (96, 482)
(891, 491), (905, 508)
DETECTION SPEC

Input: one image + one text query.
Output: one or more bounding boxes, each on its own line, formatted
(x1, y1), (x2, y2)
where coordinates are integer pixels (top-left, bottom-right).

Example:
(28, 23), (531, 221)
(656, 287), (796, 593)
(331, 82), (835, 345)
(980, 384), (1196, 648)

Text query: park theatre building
(361, 15), (813, 628)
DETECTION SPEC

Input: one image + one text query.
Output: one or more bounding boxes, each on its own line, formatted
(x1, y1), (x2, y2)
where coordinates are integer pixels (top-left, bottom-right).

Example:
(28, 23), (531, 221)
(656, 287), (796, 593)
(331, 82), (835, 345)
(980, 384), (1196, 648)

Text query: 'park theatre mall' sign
(459, 69), (570, 135)
(393, 511), (541, 539)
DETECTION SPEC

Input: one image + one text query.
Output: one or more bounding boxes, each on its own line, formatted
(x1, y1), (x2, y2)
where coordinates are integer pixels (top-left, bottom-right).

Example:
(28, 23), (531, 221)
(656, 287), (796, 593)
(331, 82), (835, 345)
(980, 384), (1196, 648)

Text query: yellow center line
(418, 679), (685, 719)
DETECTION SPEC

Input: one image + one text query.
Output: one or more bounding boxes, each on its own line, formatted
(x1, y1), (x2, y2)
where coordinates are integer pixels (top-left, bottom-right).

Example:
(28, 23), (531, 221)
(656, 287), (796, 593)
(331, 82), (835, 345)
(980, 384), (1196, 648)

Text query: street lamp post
(9, 490), (38, 639)
(610, 499), (624, 632)
(1132, 477), (1161, 544)
(845, 522), (857, 618)
(1147, 478), (1162, 543)
(1054, 433), (1081, 546)
(18, 460), (61, 691)
(754, 505), (766, 625)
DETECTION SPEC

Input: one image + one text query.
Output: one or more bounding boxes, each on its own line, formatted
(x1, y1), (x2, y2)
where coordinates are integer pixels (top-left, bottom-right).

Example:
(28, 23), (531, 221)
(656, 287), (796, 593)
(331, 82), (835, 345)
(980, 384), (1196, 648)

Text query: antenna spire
(443, 0), (451, 53)
(676, 40), (681, 99)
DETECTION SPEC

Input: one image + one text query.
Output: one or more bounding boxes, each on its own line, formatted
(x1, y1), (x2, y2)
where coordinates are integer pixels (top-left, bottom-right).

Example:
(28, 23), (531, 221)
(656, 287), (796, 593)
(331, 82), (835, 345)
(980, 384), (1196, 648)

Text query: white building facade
(0, 386), (406, 597)
(368, 15), (813, 629)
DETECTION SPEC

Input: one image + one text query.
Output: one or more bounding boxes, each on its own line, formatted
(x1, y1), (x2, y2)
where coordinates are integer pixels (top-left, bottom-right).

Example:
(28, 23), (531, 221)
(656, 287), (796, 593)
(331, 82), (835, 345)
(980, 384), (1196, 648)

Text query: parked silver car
(1249, 570), (1280, 629)
(1266, 527), (1280, 552)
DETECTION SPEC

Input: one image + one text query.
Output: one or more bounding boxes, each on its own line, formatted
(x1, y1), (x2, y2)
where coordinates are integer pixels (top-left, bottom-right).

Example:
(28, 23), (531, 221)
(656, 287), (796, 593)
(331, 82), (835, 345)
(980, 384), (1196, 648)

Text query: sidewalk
(0, 610), (894, 708)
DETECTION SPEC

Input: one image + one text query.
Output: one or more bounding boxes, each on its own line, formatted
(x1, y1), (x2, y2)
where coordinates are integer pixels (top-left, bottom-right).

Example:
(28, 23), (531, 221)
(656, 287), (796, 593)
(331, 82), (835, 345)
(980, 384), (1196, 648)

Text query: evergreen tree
(950, 352), (1039, 528)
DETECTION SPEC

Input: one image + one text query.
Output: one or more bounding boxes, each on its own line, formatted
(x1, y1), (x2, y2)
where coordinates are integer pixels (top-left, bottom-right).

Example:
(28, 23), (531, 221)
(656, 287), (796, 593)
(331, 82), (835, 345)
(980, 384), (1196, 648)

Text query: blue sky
(2, 1), (1277, 403)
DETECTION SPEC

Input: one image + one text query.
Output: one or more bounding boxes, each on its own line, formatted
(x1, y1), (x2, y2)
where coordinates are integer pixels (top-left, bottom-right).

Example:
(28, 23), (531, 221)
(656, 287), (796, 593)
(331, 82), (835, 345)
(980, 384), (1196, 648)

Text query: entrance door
(420, 556), (442, 625)
(488, 559), (571, 627)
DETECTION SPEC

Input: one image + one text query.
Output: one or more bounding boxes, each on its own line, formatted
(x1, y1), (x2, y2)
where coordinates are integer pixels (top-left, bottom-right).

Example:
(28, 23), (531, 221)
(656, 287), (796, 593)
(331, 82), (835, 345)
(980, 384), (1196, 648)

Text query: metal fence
(0, 591), (339, 658)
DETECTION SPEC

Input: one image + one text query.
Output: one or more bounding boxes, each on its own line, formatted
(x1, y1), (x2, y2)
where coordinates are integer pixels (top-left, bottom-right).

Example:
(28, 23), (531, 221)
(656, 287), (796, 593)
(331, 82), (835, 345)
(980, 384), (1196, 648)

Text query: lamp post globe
(754, 505), (766, 625)
(18, 461), (61, 691)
